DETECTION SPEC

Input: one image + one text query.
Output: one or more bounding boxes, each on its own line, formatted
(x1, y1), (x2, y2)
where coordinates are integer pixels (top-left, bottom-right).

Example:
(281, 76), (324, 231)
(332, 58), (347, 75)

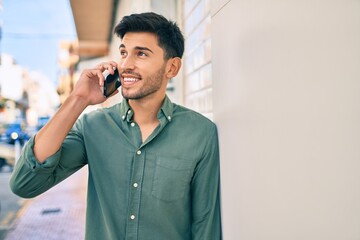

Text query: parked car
(2, 122), (29, 145)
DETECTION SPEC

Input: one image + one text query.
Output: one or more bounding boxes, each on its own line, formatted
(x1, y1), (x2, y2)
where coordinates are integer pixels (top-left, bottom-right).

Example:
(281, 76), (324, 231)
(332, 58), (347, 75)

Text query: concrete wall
(212, 0), (360, 239)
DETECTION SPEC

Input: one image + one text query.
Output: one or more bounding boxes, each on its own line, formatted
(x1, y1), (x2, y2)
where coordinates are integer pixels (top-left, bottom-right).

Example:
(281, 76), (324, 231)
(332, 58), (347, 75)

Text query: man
(10, 12), (221, 239)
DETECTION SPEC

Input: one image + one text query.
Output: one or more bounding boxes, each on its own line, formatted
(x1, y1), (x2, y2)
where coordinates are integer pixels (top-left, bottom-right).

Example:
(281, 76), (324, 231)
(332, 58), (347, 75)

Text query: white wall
(212, 1), (360, 239)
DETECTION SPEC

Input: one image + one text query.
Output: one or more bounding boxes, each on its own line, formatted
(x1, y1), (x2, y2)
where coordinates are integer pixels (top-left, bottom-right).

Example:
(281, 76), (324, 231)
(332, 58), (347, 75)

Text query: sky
(0, 0), (77, 84)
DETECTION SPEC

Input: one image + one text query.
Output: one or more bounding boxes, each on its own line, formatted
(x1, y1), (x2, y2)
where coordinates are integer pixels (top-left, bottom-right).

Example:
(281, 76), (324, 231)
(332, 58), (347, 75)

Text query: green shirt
(10, 96), (222, 240)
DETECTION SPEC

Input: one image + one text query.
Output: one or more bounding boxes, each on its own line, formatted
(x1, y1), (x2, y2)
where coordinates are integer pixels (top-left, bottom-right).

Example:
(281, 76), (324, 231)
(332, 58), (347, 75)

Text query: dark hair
(114, 12), (184, 59)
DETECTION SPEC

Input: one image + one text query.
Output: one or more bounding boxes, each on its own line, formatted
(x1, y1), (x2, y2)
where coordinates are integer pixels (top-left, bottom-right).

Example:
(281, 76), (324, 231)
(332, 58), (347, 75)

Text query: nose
(119, 55), (135, 71)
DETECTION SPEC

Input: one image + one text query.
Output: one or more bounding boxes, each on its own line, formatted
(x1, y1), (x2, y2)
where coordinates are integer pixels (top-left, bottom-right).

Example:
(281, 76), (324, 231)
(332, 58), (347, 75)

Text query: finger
(94, 70), (105, 86)
(95, 63), (105, 71)
(96, 61), (118, 74)
(108, 61), (119, 74)
(95, 63), (111, 73)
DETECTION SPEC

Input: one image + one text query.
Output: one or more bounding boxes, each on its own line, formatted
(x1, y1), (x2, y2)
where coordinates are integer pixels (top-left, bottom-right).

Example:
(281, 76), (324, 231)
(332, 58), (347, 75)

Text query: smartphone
(103, 68), (121, 97)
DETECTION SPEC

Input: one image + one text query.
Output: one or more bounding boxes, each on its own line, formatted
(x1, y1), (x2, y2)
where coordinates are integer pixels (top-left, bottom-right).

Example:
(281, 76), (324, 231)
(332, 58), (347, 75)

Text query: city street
(0, 170), (24, 240)
(1, 167), (87, 240)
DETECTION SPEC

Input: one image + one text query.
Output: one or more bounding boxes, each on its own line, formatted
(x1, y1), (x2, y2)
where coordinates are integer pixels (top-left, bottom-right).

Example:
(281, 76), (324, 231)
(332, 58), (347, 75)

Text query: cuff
(23, 136), (62, 173)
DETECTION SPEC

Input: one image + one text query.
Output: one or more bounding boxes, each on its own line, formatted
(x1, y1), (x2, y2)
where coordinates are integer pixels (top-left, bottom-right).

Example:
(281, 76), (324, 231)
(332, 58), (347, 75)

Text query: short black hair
(114, 12), (185, 59)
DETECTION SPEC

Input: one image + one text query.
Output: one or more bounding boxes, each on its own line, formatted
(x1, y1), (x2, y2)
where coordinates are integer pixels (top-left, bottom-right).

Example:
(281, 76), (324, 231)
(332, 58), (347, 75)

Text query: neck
(128, 94), (165, 125)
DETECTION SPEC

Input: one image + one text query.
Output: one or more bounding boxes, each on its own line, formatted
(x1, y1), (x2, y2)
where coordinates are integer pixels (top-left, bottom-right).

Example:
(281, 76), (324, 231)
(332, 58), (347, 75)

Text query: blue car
(4, 123), (29, 145)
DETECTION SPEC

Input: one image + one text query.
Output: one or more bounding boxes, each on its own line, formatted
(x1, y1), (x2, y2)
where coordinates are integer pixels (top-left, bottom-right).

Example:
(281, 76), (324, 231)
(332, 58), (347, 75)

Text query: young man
(10, 12), (221, 239)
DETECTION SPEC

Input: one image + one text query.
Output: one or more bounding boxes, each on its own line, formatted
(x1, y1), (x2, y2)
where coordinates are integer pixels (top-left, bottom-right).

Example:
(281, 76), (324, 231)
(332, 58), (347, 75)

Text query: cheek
(140, 62), (162, 75)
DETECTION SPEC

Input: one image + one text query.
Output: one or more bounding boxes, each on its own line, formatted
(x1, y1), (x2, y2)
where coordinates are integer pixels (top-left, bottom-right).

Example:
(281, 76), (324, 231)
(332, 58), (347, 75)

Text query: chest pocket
(152, 157), (194, 202)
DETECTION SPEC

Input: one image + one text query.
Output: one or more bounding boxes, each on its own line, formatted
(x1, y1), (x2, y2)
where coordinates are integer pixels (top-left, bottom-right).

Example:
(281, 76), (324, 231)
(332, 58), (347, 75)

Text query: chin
(121, 91), (142, 100)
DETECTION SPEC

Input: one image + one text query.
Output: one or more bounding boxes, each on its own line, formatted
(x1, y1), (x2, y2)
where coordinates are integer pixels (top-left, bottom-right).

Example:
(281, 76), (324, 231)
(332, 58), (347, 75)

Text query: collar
(119, 95), (174, 123)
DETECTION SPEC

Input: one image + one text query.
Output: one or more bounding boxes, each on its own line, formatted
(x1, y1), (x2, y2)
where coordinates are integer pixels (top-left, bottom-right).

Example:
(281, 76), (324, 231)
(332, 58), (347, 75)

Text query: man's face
(118, 32), (168, 100)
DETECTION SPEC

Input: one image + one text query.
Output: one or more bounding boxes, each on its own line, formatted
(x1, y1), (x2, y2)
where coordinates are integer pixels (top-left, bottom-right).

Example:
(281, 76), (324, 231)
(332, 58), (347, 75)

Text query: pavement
(3, 167), (88, 240)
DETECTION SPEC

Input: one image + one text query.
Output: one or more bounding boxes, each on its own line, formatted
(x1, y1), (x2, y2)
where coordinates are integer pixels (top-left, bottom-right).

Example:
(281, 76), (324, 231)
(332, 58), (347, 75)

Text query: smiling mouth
(123, 77), (140, 83)
(121, 72), (142, 85)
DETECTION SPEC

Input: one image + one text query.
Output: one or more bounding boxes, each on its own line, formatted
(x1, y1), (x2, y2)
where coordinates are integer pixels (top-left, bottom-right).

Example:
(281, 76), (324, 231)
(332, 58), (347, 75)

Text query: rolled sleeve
(10, 124), (87, 198)
(23, 136), (62, 173)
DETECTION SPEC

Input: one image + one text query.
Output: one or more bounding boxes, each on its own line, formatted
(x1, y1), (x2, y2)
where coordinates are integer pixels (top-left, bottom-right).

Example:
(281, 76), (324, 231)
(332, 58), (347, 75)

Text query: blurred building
(0, 0), (3, 65)
(25, 71), (60, 125)
(0, 54), (28, 123)
(0, 54), (60, 127)
(57, 40), (80, 104)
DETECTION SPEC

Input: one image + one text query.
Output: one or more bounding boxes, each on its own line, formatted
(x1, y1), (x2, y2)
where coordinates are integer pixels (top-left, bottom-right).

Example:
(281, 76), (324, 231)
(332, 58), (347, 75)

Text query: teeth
(124, 77), (139, 82)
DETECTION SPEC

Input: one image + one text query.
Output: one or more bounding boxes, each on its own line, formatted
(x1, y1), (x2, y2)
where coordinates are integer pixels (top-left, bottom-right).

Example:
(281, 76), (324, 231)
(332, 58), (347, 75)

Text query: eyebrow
(119, 44), (154, 53)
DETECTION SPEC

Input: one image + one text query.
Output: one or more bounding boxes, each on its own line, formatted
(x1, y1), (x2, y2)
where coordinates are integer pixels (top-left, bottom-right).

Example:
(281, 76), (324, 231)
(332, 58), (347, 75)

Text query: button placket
(125, 148), (145, 238)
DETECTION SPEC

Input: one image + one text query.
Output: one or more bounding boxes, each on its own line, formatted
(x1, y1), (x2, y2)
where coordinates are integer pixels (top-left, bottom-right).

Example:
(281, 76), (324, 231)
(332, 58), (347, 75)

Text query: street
(0, 138), (86, 239)
(4, 167), (87, 240)
(0, 170), (25, 240)
(0, 141), (26, 239)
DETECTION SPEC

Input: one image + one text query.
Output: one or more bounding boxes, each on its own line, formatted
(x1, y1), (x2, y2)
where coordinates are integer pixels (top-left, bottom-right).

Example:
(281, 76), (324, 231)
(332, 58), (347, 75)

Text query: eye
(120, 50), (127, 57)
(138, 51), (148, 57)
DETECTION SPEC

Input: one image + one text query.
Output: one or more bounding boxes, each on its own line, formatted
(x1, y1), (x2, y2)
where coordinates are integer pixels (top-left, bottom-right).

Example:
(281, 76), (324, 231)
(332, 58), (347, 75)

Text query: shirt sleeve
(9, 121), (87, 198)
(191, 124), (222, 239)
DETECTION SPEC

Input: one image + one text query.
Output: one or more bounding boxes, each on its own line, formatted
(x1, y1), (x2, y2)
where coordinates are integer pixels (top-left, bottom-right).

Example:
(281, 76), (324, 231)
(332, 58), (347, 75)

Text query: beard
(121, 64), (166, 100)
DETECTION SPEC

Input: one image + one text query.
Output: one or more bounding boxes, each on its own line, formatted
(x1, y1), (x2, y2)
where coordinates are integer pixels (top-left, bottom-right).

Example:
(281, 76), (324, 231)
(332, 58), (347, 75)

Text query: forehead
(121, 32), (160, 49)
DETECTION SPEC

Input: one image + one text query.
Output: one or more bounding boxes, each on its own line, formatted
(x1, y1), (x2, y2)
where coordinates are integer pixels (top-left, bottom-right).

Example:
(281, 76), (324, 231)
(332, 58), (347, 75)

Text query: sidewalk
(5, 167), (88, 240)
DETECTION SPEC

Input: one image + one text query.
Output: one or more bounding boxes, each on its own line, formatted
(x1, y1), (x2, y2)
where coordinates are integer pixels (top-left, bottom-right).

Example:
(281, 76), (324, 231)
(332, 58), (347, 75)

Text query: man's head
(114, 12), (184, 60)
(113, 12), (184, 101)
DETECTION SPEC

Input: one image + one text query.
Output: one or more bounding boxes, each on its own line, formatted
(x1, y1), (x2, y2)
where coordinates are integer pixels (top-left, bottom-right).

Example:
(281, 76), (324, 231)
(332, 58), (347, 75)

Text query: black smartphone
(103, 68), (121, 97)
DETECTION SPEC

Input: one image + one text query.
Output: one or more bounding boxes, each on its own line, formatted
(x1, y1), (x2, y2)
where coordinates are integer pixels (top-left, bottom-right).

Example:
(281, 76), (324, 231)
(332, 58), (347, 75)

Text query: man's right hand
(72, 61), (119, 106)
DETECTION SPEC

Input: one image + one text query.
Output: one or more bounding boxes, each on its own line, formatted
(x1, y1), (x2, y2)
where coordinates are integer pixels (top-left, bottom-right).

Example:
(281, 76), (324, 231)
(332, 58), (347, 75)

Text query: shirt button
(167, 116), (171, 121)
(133, 183), (138, 188)
(122, 115), (125, 120)
(130, 215), (136, 220)
(136, 150), (141, 155)
(128, 110), (132, 114)
(130, 122), (135, 127)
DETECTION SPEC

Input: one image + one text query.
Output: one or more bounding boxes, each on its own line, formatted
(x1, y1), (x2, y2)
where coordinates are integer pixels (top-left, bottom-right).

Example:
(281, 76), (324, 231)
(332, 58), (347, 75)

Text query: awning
(69, 0), (118, 60)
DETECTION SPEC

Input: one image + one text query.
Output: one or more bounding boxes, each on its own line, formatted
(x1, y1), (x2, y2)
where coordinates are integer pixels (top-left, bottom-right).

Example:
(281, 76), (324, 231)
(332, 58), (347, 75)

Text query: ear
(165, 57), (182, 79)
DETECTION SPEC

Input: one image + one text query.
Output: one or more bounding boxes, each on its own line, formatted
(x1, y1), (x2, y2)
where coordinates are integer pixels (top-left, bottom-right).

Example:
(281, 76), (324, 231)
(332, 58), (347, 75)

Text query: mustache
(120, 70), (142, 78)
